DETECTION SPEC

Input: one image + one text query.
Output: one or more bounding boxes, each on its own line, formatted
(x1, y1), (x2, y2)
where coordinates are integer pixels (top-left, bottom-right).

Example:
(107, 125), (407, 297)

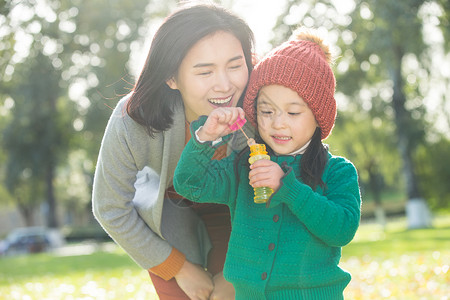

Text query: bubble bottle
(248, 140), (273, 203)
(229, 117), (273, 203)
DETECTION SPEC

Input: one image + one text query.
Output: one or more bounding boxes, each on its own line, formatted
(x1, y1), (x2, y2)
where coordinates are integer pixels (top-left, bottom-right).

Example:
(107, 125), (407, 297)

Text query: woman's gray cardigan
(92, 96), (251, 270)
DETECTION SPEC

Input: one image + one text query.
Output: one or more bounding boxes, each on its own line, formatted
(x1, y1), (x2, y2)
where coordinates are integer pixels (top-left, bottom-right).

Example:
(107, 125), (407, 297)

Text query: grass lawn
(341, 215), (450, 300)
(1, 215), (449, 300)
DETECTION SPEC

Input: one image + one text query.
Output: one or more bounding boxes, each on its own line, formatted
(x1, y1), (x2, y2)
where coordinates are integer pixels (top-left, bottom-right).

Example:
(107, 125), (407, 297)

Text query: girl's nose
(272, 112), (287, 129)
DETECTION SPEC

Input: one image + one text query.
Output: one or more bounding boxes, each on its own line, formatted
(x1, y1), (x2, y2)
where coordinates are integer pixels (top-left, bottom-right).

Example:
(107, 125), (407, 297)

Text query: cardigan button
(261, 272), (267, 280)
(268, 243), (275, 251)
(273, 215), (279, 222)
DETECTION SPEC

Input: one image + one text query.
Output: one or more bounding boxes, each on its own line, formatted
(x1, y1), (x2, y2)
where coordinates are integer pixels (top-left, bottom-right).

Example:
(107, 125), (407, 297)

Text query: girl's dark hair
(300, 127), (329, 190)
(126, 4), (254, 136)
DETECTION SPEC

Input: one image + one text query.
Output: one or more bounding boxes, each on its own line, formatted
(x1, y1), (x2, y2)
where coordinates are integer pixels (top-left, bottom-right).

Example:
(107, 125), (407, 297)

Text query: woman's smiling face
(256, 84), (318, 155)
(167, 30), (249, 123)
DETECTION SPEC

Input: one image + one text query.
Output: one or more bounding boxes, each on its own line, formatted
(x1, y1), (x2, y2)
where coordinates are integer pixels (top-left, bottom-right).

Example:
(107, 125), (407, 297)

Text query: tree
(2, 52), (70, 227)
(327, 109), (401, 228)
(0, 0), (176, 227)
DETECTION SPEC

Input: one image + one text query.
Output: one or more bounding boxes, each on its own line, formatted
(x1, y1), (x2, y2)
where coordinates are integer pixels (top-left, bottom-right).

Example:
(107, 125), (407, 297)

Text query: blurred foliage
(327, 109), (401, 206)
(415, 138), (450, 210)
(338, 0), (427, 205)
(2, 51), (69, 227)
(0, 0), (177, 225)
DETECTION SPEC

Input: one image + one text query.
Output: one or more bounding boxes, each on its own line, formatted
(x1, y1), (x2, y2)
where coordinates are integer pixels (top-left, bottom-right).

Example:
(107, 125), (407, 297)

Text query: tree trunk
(368, 160), (386, 228)
(390, 48), (431, 228)
(18, 201), (34, 227)
(46, 149), (58, 228)
(46, 92), (58, 228)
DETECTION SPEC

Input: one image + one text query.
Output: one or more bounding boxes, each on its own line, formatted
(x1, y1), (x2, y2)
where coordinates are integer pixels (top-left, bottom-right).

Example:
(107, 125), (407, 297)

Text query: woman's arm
(92, 100), (174, 270)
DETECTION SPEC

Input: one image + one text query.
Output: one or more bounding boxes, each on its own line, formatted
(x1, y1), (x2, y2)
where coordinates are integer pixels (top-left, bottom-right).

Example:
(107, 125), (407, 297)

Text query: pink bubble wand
(229, 116), (255, 146)
(229, 116), (249, 138)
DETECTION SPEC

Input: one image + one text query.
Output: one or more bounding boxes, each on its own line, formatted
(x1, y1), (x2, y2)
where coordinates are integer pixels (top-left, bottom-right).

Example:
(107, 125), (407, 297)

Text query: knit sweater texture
(174, 118), (361, 299)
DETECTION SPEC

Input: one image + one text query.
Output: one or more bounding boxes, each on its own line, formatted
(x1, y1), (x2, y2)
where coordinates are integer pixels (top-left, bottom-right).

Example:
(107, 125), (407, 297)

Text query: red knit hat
(243, 32), (336, 140)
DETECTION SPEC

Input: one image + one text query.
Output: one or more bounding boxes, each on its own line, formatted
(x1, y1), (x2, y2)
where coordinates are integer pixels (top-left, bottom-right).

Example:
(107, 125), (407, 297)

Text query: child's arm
(268, 157), (361, 247)
(173, 112), (241, 206)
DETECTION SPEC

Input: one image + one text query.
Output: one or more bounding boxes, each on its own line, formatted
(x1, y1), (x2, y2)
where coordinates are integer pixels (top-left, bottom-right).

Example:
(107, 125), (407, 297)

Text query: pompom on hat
(243, 31), (337, 140)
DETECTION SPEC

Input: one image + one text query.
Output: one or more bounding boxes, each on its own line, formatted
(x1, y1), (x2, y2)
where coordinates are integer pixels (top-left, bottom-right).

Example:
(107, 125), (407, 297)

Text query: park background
(0, 0), (449, 299)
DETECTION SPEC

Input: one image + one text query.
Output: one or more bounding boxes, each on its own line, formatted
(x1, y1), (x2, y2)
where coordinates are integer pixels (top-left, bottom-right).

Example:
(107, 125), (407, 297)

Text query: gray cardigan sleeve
(92, 98), (173, 269)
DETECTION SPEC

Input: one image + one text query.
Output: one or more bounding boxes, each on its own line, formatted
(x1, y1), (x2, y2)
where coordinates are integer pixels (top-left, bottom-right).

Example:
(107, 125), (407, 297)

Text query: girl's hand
(210, 271), (235, 300)
(175, 260), (213, 300)
(197, 107), (245, 141)
(249, 159), (284, 192)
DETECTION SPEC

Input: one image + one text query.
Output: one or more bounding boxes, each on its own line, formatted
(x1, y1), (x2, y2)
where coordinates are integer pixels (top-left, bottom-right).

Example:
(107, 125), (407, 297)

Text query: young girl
(174, 32), (361, 299)
(92, 3), (254, 299)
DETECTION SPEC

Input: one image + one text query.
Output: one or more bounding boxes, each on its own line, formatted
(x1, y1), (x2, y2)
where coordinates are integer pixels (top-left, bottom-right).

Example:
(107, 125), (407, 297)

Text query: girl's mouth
(272, 135), (291, 143)
(208, 95), (233, 107)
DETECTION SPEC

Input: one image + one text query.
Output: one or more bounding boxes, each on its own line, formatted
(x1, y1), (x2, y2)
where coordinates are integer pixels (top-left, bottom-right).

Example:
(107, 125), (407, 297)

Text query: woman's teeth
(208, 96), (232, 105)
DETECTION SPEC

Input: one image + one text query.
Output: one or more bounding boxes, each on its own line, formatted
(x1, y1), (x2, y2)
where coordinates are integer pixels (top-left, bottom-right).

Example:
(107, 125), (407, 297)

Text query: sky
(128, 0), (287, 75)
(232, 0), (287, 54)
(234, 0), (355, 53)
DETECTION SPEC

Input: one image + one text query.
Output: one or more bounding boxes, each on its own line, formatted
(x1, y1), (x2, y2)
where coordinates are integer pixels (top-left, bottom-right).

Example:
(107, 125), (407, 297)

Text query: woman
(92, 3), (254, 300)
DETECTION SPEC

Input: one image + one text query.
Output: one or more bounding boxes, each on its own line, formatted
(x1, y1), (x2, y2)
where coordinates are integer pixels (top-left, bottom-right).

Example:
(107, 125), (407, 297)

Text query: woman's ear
(166, 77), (178, 90)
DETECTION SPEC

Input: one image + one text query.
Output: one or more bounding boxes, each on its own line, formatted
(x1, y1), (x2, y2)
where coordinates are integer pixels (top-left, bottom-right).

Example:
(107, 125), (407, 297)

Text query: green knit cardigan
(174, 118), (361, 300)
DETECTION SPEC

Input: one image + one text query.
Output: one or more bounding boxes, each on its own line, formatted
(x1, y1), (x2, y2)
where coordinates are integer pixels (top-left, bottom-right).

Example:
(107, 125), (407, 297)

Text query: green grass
(340, 215), (450, 299)
(343, 216), (450, 258)
(0, 244), (156, 299)
(0, 251), (135, 285)
(1, 216), (449, 299)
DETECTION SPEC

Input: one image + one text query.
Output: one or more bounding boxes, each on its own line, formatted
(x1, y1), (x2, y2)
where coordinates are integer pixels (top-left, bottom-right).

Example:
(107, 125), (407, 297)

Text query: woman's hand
(210, 272), (235, 300)
(197, 107), (245, 141)
(175, 260), (214, 300)
(249, 159), (284, 192)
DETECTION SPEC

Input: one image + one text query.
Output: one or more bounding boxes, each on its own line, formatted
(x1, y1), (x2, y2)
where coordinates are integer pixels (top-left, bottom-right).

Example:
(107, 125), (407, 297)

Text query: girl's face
(256, 84), (318, 155)
(167, 31), (249, 123)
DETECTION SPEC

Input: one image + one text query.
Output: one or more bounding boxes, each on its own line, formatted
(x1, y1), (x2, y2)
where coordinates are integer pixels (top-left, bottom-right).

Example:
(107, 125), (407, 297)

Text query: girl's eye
(288, 112), (301, 116)
(198, 71), (212, 76)
(260, 110), (273, 115)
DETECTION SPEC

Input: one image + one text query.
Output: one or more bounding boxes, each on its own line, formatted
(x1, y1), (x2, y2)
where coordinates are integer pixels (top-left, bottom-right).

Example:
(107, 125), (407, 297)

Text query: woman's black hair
(126, 4), (254, 136)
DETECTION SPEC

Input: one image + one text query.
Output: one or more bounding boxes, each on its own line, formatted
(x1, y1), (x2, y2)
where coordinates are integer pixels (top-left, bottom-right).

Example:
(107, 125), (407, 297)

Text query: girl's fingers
(249, 161), (284, 189)
(249, 168), (272, 184)
(249, 159), (274, 169)
(238, 107), (245, 120)
(210, 107), (246, 130)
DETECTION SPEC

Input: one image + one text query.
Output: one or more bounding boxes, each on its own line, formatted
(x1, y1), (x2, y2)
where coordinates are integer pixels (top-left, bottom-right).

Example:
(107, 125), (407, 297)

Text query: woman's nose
(213, 71), (232, 92)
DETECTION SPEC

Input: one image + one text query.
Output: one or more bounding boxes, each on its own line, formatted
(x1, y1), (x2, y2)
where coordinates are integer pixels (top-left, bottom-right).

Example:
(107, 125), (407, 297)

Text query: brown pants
(149, 207), (231, 300)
